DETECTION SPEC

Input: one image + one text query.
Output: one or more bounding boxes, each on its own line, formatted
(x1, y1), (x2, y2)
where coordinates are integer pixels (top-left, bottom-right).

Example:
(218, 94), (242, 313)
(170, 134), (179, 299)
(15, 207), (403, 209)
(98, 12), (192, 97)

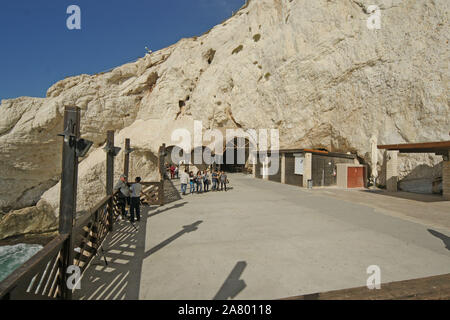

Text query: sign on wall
(294, 154), (304, 175)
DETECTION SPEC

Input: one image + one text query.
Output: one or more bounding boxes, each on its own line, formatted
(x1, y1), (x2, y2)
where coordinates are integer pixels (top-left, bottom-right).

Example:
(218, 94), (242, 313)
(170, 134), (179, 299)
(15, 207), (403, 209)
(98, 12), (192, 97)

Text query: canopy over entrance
(378, 141), (450, 157)
(377, 140), (450, 198)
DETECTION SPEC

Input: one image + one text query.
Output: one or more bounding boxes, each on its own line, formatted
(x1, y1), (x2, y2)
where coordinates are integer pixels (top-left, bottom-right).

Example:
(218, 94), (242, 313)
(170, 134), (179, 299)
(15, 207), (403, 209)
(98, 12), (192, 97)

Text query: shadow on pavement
(428, 229), (450, 251)
(74, 204), (194, 300)
(147, 202), (187, 218)
(213, 261), (247, 300)
(144, 220), (203, 259)
(361, 189), (447, 203)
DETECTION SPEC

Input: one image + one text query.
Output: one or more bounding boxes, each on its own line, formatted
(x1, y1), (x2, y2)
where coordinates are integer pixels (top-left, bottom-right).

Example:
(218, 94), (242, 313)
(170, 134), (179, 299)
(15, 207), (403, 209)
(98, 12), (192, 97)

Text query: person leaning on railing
(114, 174), (130, 219)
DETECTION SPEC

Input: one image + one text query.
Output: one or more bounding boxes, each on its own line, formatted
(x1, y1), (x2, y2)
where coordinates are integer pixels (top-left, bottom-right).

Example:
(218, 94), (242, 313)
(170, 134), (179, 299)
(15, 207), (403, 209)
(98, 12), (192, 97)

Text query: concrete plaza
(75, 174), (450, 300)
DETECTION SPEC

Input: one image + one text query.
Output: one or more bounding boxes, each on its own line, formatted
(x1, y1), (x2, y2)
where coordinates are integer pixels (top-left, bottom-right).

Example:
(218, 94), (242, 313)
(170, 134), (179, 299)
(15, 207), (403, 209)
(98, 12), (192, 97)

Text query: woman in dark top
(196, 171), (203, 193)
(189, 171), (195, 194)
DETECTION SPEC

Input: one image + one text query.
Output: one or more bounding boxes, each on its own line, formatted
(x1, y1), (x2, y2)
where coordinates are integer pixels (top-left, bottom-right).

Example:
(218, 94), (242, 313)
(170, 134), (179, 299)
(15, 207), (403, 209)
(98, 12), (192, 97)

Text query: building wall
(443, 160), (450, 200)
(268, 156), (282, 183)
(285, 153), (303, 187)
(311, 155), (354, 187)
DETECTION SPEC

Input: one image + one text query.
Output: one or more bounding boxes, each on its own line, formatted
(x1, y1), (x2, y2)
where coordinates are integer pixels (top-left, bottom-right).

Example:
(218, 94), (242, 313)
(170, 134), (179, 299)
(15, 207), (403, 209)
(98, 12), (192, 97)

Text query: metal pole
(159, 144), (166, 206)
(106, 131), (115, 231)
(58, 106), (80, 300)
(124, 138), (130, 178)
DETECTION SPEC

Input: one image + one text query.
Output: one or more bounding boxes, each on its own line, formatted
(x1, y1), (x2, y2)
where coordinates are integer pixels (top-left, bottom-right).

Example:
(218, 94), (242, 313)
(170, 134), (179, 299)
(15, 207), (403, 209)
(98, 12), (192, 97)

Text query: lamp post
(158, 144), (167, 206)
(103, 131), (121, 231)
(124, 138), (134, 178)
(57, 106), (92, 300)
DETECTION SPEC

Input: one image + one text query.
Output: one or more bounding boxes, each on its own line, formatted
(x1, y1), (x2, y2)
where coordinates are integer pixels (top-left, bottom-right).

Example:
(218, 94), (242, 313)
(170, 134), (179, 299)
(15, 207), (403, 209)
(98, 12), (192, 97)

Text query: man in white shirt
(180, 170), (189, 195)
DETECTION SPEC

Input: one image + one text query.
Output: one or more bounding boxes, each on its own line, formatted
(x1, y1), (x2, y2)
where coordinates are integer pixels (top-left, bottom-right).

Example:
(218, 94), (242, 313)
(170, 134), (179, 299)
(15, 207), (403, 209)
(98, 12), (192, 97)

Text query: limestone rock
(0, 201), (57, 240)
(0, 0), (449, 238)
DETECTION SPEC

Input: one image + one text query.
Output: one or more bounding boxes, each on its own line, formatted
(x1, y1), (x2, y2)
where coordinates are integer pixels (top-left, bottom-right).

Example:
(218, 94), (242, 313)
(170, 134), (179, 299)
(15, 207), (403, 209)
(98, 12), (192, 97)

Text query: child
(129, 177), (142, 222)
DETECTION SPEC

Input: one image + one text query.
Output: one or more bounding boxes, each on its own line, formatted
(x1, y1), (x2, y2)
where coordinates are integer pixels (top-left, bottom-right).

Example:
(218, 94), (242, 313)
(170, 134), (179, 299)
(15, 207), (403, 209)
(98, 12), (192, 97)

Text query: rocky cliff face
(0, 0), (449, 239)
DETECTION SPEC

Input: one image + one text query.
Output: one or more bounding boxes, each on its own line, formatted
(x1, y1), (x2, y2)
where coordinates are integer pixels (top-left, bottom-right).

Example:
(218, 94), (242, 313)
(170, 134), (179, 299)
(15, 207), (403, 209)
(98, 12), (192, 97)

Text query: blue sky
(0, 0), (246, 101)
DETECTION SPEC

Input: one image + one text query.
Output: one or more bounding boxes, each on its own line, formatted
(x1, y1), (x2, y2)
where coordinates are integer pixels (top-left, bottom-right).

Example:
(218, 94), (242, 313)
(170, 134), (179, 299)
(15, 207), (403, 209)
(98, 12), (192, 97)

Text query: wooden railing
(140, 181), (164, 206)
(0, 108), (167, 300)
(72, 192), (118, 274)
(0, 192), (121, 300)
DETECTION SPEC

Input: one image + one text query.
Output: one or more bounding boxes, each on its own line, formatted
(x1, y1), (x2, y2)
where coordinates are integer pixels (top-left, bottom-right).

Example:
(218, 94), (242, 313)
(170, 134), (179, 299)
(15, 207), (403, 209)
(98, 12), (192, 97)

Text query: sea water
(0, 244), (43, 282)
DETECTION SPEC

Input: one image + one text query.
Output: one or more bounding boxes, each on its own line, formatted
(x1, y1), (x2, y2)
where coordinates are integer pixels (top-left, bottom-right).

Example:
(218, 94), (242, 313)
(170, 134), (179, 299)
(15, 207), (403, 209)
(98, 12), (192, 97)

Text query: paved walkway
(75, 174), (450, 300)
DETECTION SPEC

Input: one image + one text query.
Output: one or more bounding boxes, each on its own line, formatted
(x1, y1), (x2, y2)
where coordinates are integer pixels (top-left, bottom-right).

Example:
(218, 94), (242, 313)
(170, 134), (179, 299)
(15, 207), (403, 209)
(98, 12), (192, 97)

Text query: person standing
(203, 170), (210, 192)
(196, 171), (203, 193)
(170, 165), (175, 179)
(129, 177), (142, 222)
(212, 170), (218, 191)
(114, 174), (130, 219)
(220, 171), (228, 191)
(189, 171), (195, 194)
(180, 169), (189, 195)
(175, 166), (179, 179)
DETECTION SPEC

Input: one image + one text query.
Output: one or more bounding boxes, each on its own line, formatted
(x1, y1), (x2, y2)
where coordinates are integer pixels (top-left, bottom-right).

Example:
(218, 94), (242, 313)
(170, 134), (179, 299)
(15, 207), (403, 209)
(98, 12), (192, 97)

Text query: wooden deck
(281, 273), (450, 300)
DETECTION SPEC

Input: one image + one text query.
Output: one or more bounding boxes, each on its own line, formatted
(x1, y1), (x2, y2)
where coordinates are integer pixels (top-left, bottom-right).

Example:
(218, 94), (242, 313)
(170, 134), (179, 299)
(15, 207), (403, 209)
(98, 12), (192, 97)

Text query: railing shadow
(74, 206), (202, 300)
(74, 206), (152, 300)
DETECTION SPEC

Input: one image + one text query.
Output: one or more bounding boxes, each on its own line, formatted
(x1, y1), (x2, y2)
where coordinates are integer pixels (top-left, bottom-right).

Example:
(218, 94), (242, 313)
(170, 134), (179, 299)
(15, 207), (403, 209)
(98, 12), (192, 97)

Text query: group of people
(113, 174), (142, 223)
(179, 169), (229, 195)
(112, 167), (230, 222)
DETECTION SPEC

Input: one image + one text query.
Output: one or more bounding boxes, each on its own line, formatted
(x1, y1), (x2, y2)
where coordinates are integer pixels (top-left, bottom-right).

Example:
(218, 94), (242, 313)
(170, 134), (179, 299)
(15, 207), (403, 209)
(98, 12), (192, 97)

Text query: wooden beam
(378, 141), (450, 152)
(106, 131), (114, 231)
(124, 138), (130, 178)
(58, 106), (80, 300)
(281, 273), (450, 300)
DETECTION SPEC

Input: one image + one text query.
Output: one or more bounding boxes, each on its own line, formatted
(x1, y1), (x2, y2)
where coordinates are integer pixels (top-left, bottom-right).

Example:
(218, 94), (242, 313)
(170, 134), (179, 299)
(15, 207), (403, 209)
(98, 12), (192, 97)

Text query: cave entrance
(219, 137), (251, 173)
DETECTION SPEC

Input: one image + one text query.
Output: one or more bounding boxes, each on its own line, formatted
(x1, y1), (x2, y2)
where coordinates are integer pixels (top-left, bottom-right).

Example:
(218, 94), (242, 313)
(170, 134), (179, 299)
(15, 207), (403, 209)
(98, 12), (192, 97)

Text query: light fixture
(103, 145), (121, 156)
(76, 138), (93, 157)
(125, 147), (135, 154)
(57, 121), (76, 145)
(159, 149), (168, 157)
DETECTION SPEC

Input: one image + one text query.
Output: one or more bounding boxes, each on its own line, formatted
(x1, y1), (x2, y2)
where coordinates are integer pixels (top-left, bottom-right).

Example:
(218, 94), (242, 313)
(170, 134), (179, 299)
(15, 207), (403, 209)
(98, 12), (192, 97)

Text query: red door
(348, 167), (364, 188)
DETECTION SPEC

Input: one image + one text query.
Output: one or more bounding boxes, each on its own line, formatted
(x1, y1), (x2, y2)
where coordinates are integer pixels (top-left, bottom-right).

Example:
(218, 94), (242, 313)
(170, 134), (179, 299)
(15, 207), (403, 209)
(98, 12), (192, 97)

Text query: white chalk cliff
(0, 0), (449, 239)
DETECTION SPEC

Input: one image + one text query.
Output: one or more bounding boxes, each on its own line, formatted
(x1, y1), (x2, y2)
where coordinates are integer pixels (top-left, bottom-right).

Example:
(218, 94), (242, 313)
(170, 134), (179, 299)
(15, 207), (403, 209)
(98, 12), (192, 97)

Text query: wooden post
(124, 138), (130, 178)
(58, 106), (80, 300)
(106, 131), (115, 231)
(158, 144), (166, 206)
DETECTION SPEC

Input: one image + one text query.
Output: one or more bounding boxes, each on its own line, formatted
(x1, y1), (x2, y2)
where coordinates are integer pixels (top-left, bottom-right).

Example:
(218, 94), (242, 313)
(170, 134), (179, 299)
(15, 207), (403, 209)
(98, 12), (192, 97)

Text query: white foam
(0, 244), (43, 282)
